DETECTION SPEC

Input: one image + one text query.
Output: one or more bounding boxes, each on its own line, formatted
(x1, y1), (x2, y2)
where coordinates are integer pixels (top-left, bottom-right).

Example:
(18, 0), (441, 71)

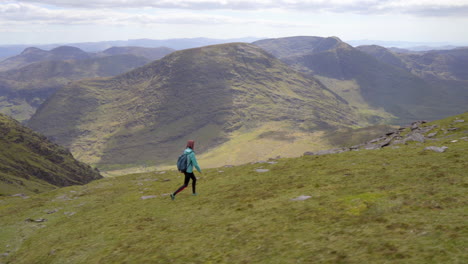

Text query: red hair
(186, 140), (195, 150)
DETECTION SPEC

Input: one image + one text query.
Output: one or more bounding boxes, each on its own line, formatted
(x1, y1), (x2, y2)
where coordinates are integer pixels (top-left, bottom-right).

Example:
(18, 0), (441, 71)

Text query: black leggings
(173, 172), (197, 195)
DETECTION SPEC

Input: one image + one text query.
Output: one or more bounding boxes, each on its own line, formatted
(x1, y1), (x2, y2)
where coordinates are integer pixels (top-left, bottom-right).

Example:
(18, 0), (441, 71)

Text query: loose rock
(424, 146), (448, 153)
(25, 218), (47, 223)
(291, 195), (312, 201)
(141, 195), (158, 200)
(404, 133), (425, 143)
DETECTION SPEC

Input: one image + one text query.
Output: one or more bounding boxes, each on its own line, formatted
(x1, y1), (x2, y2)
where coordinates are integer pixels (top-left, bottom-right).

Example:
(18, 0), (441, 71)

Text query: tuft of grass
(0, 113), (467, 263)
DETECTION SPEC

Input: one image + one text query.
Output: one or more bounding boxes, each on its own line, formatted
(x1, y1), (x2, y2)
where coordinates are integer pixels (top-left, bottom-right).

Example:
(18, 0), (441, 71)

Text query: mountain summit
(29, 43), (358, 167)
(0, 46), (91, 71)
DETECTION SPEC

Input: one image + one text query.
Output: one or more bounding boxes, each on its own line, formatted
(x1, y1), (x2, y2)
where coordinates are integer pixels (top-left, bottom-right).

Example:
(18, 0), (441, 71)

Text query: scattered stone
(1, 252), (9, 257)
(218, 170), (224, 173)
(291, 195), (312, 201)
(161, 193), (171, 197)
(255, 169), (269, 173)
(158, 171), (166, 174)
(427, 132), (438, 138)
(162, 179), (171, 182)
(25, 218), (47, 223)
(11, 193), (30, 199)
(304, 148), (349, 156)
(453, 119), (465, 123)
(45, 209), (59, 214)
(404, 133), (425, 143)
(411, 121), (426, 130)
(448, 128), (458, 131)
(451, 140), (458, 143)
(64, 212), (76, 216)
(224, 165), (234, 167)
(363, 144), (381, 150)
(267, 161), (278, 164)
(55, 194), (73, 201)
(424, 146), (448, 153)
(141, 195), (158, 200)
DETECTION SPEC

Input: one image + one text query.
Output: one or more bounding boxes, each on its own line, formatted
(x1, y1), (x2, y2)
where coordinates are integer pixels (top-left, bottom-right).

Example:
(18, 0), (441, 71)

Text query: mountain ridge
(28, 42), (359, 167)
(254, 36), (467, 124)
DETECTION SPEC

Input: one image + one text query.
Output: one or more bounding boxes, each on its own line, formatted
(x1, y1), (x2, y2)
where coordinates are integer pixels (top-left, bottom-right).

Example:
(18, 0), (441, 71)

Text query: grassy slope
(0, 114), (102, 196)
(1, 113), (466, 263)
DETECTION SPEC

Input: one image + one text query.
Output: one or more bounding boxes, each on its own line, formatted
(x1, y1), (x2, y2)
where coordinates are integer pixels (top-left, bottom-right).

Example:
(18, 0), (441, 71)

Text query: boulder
(291, 195), (312, 201)
(411, 121), (427, 130)
(25, 218), (47, 222)
(404, 133), (425, 143)
(424, 146), (448, 153)
(141, 195), (158, 200)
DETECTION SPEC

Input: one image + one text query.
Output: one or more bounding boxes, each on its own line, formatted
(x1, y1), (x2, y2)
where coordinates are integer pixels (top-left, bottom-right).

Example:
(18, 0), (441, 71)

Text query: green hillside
(254, 37), (467, 124)
(357, 45), (468, 122)
(1, 113), (466, 263)
(28, 43), (360, 168)
(0, 114), (102, 196)
(0, 54), (150, 122)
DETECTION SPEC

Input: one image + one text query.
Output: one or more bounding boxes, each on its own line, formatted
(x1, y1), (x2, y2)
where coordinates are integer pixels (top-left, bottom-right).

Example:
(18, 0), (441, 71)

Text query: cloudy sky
(1, 0), (468, 45)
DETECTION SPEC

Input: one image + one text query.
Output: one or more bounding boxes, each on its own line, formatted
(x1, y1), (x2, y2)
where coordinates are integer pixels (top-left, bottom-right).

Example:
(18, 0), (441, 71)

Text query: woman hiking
(170, 140), (201, 200)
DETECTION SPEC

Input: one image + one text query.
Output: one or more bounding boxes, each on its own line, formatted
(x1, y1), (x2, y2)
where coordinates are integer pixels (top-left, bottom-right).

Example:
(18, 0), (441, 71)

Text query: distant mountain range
(347, 39), (467, 51)
(0, 37), (261, 59)
(0, 113), (102, 195)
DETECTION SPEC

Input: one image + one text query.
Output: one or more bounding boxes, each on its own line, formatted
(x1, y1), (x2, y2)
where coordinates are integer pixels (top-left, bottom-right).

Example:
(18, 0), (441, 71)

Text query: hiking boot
(170, 194), (175, 200)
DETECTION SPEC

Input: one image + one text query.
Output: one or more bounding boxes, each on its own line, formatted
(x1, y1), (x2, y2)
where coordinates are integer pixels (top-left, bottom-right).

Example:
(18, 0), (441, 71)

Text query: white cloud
(8, 0), (468, 16)
(0, 2), (313, 27)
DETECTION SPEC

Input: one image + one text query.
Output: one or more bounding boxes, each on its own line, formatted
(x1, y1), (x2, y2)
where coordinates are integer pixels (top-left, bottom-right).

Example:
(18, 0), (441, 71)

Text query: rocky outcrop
(305, 121), (440, 156)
